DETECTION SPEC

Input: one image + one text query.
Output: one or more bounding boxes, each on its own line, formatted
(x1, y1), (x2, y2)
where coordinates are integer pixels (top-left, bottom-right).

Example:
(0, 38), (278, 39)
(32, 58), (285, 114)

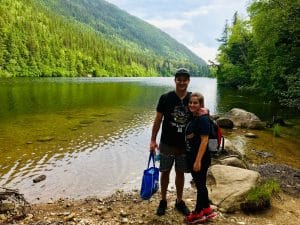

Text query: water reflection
(216, 86), (299, 120)
(0, 78), (173, 201)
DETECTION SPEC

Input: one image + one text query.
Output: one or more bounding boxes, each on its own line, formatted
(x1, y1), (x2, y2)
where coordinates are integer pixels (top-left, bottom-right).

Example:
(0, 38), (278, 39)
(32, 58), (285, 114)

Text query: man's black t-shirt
(157, 91), (191, 151)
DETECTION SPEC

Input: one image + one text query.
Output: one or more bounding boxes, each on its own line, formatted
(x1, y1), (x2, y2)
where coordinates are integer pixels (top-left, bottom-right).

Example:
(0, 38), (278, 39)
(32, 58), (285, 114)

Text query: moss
(273, 124), (281, 137)
(241, 178), (280, 212)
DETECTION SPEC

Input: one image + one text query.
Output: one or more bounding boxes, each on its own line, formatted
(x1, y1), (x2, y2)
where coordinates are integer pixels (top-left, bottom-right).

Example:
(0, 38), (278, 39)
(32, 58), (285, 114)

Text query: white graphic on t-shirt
(171, 105), (188, 133)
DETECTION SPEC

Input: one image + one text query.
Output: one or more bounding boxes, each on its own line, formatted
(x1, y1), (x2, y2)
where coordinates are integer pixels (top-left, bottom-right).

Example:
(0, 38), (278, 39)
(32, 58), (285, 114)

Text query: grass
(241, 178), (280, 212)
(273, 124), (281, 137)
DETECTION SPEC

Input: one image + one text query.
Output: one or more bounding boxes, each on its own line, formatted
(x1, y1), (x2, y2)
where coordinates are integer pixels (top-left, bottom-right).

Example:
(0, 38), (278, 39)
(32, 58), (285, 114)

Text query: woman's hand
(193, 161), (201, 172)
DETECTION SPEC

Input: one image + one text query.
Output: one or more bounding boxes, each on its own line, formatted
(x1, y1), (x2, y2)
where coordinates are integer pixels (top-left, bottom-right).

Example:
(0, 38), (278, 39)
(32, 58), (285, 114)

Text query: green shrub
(273, 124), (281, 137)
(241, 178), (280, 212)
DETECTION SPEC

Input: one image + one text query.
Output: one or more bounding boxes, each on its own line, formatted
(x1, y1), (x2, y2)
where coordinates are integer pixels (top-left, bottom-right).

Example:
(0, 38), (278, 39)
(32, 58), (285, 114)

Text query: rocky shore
(1, 162), (299, 225)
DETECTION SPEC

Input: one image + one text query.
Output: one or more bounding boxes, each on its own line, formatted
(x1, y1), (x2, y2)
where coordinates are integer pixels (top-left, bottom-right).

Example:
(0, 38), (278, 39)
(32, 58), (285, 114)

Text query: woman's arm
(193, 135), (209, 172)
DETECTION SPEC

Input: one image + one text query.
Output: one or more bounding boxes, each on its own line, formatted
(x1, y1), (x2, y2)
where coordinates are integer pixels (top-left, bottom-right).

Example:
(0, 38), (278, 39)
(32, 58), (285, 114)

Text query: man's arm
(150, 112), (163, 152)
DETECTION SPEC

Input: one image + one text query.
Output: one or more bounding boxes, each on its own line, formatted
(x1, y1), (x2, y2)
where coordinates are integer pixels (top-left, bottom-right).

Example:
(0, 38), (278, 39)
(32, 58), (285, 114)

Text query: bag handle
(147, 152), (156, 168)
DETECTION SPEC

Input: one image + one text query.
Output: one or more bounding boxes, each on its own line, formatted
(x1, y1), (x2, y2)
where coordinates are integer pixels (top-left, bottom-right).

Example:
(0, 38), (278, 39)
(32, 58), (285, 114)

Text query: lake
(0, 77), (299, 202)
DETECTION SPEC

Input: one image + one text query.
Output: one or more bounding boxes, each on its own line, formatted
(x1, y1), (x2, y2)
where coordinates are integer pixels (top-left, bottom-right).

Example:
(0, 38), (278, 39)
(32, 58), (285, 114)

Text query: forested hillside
(40, 0), (205, 65)
(215, 0), (299, 108)
(0, 0), (209, 77)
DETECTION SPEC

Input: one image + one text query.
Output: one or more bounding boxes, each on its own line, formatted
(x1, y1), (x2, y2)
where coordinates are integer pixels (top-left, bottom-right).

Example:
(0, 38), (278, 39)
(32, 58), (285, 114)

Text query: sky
(105, 0), (250, 63)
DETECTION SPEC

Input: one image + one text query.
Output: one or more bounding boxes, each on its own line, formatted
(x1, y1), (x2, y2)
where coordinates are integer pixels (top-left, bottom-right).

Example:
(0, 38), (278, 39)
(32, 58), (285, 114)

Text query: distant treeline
(0, 0), (209, 78)
(214, 0), (299, 108)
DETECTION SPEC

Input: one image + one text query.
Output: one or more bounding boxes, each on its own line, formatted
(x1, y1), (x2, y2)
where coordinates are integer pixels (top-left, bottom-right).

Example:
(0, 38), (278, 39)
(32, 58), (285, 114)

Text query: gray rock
(0, 201), (15, 213)
(0, 187), (30, 222)
(224, 108), (266, 130)
(207, 165), (261, 212)
(217, 117), (234, 129)
(218, 156), (248, 169)
(33, 175), (46, 183)
(223, 137), (245, 157)
(253, 150), (273, 158)
(37, 136), (54, 142)
(245, 132), (258, 138)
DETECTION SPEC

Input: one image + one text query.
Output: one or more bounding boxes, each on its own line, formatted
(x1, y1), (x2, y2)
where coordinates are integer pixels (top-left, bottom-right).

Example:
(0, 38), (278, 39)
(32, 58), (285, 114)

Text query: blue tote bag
(140, 152), (159, 200)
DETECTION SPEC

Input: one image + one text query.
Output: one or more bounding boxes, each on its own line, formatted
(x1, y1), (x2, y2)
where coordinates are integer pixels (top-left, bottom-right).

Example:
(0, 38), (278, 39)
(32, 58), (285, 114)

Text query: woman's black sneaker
(175, 199), (190, 216)
(156, 199), (167, 216)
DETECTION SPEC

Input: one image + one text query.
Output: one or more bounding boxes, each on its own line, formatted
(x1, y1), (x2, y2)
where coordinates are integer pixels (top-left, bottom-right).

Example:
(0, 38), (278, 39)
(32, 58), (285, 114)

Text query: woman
(185, 92), (216, 224)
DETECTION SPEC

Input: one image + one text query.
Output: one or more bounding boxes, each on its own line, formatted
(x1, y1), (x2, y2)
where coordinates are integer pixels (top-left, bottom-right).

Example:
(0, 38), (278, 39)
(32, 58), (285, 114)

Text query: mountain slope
(0, 0), (154, 77)
(0, 0), (209, 77)
(39, 0), (206, 66)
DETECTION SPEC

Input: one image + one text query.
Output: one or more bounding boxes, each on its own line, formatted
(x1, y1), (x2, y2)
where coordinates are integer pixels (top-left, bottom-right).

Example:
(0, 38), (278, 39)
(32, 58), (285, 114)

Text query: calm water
(0, 77), (299, 202)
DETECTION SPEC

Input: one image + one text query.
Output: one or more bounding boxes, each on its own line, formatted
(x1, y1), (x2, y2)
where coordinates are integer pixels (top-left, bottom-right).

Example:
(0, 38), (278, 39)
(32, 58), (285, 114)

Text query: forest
(0, 0), (209, 78)
(215, 0), (299, 108)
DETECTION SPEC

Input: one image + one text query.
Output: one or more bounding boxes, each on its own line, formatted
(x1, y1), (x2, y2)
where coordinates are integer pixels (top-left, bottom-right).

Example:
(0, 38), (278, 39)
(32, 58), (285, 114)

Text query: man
(150, 68), (191, 216)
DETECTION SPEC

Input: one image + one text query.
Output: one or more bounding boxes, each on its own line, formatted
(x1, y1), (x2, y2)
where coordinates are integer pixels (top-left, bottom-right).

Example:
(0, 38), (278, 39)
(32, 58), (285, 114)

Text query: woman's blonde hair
(190, 92), (204, 107)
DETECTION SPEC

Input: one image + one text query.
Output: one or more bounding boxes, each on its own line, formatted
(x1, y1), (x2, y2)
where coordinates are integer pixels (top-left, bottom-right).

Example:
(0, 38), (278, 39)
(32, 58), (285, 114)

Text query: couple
(149, 68), (215, 224)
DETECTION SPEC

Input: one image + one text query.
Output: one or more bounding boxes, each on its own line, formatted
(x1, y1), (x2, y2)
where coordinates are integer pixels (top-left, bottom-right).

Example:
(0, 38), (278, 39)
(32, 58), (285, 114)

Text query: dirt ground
(4, 182), (299, 225)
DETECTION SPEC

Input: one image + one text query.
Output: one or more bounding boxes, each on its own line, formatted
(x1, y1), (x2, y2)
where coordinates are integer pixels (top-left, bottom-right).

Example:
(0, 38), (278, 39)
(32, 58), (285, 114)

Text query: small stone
(26, 214), (33, 219)
(0, 214), (7, 220)
(33, 175), (46, 183)
(94, 209), (103, 215)
(245, 132), (257, 138)
(97, 206), (104, 210)
(120, 210), (128, 217)
(64, 212), (76, 221)
(121, 218), (129, 223)
(237, 222), (246, 225)
(62, 212), (71, 216)
(65, 203), (72, 208)
(79, 119), (94, 124)
(37, 136), (54, 142)
(47, 200), (54, 204)
(0, 201), (15, 212)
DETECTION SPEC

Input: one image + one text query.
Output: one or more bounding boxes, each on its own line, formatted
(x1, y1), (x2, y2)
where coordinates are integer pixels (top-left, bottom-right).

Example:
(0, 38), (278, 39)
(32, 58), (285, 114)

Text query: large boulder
(216, 117), (234, 129)
(223, 137), (244, 157)
(207, 165), (261, 212)
(224, 108), (266, 130)
(217, 156), (248, 169)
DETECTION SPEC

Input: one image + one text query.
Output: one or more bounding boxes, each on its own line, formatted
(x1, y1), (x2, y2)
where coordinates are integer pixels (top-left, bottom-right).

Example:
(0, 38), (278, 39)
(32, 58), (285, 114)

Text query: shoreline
(25, 161), (300, 204)
(11, 185), (300, 225)
(2, 161), (300, 225)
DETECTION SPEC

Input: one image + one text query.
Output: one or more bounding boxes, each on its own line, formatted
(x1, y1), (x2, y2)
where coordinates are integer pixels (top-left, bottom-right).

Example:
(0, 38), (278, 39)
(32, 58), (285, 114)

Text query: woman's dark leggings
(191, 157), (211, 212)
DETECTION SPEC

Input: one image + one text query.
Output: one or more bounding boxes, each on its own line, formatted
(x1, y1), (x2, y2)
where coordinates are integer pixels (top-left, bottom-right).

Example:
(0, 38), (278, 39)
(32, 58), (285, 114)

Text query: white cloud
(187, 43), (219, 64)
(146, 19), (187, 30)
(105, 0), (249, 62)
(183, 5), (217, 18)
